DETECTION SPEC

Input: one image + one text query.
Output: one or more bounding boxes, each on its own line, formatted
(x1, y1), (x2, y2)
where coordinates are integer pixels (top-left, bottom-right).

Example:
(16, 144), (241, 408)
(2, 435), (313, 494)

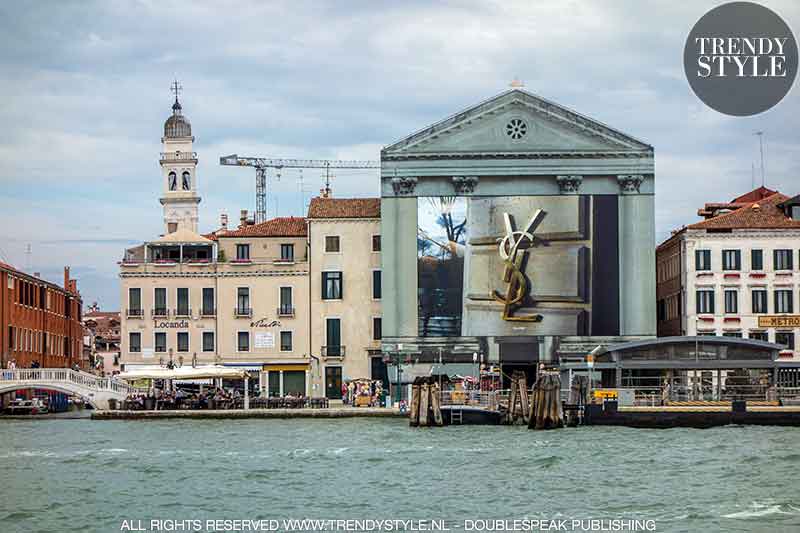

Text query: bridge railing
(0, 368), (145, 396)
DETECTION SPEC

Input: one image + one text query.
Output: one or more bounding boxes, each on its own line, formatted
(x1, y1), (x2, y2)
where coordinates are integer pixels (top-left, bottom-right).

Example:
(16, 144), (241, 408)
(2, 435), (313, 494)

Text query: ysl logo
(493, 209), (546, 321)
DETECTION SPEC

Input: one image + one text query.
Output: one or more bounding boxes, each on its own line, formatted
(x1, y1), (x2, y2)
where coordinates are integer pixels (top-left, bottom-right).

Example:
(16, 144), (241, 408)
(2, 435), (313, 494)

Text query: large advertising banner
(418, 195), (603, 338)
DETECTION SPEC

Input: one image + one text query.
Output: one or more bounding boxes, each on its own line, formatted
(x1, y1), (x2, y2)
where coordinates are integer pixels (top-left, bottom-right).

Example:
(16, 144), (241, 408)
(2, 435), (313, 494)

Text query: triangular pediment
(383, 89), (651, 155)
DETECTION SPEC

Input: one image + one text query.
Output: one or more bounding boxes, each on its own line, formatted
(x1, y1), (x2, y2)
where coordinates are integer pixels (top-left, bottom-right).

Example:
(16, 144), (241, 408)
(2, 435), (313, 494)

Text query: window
(373, 317), (382, 341)
(177, 332), (189, 352)
(325, 236), (340, 253)
(128, 288), (142, 315)
(722, 331), (742, 338)
(793, 206), (800, 220)
(775, 249), (793, 271)
(237, 287), (250, 315)
(724, 290), (738, 314)
(776, 332), (795, 351)
(326, 318), (342, 356)
(237, 331), (250, 352)
(168, 171), (177, 191)
(167, 222), (178, 234)
(202, 288), (215, 316)
(181, 171), (191, 190)
(752, 289), (768, 314)
(176, 288), (189, 316)
(722, 250), (741, 271)
(696, 290), (715, 314)
(751, 249), (764, 271)
(657, 299), (667, 321)
(236, 244), (250, 261)
(129, 332), (141, 353)
(775, 289), (794, 314)
(154, 332), (167, 353)
(695, 250), (711, 271)
(154, 288), (167, 315)
(749, 331), (769, 342)
(372, 270), (382, 299)
(202, 331), (215, 352)
(279, 287), (293, 314)
(280, 331), (293, 352)
(322, 272), (342, 300)
(280, 244), (294, 261)
(372, 235), (381, 252)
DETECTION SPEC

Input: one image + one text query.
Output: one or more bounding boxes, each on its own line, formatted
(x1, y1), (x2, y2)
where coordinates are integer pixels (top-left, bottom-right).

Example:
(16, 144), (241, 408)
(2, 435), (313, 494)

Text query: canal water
(1, 419), (798, 533)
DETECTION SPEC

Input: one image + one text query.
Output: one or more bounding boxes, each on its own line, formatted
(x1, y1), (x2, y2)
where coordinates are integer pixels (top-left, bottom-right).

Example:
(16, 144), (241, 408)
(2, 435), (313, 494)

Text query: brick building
(0, 263), (84, 369)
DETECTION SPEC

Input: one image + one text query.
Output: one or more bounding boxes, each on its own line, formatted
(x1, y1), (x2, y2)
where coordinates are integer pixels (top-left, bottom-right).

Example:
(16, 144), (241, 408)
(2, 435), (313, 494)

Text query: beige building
(119, 93), (384, 398)
(308, 197), (384, 399)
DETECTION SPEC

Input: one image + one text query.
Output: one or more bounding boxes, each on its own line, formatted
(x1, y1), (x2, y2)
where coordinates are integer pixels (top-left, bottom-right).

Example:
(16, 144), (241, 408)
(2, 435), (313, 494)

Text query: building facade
(119, 94), (382, 398)
(0, 263), (83, 369)
(379, 89), (656, 390)
(83, 306), (121, 376)
(307, 197), (383, 399)
(657, 187), (800, 360)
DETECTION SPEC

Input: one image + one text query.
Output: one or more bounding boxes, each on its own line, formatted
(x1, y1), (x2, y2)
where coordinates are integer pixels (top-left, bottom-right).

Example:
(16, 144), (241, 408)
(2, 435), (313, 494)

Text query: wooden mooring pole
(528, 371), (563, 430)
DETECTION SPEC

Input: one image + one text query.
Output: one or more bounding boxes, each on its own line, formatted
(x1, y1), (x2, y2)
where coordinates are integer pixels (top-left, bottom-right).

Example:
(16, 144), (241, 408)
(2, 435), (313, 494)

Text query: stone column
(381, 197), (419, 338)
(305, 369), (310, 397)
(617, 175), (656, 336)
(244, 375), (250, 410)
(279, 370), (284, 397)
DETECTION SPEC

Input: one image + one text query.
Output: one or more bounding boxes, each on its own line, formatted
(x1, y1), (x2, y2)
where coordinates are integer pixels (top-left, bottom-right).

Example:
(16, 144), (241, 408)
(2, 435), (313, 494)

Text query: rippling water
(1, 418), (799, 533)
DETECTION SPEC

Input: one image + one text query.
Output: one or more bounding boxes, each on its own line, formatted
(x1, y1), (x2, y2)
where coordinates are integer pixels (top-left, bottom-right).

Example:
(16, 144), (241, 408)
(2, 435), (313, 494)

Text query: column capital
(618, 174), (644, 194)
(451, 175), (479, 194)
(556, 175), (583, 194)
(391, 176), (418, 195)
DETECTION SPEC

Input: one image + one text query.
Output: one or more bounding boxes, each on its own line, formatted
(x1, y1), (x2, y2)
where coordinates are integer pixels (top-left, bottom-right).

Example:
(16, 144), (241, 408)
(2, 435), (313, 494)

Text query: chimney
(220, 213), (228, 231)
(33, 272), (40, 278)
(240, 209), (248, 228)
(64, 266), (70, 290)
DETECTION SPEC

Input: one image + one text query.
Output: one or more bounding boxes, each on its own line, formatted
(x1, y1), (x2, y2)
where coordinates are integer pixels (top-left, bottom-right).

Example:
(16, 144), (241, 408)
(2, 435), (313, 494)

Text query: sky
(0, 0), (798, 309)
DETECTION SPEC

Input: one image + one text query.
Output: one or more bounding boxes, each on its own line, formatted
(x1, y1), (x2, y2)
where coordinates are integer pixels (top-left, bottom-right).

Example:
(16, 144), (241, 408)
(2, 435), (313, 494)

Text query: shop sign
(152, 319), (189, 329)
(250, 317), (281, 328)
(254, 332), (275, 349)
(757, 315), (800, 328)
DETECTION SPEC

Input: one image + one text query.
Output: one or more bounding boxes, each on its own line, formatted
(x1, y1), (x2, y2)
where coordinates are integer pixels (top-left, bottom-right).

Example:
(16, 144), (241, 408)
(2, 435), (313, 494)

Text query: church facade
(379, 89), (656, 382)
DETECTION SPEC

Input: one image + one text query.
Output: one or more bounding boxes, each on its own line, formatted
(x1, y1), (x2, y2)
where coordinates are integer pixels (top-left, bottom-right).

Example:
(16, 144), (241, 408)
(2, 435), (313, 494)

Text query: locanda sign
(683, 2), (798, 116)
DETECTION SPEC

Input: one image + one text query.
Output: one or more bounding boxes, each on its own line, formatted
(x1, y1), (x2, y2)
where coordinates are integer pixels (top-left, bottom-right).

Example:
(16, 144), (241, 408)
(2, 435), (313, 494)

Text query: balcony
(159, 151), (198, 163)
(173, 308), (192, 318)
(235, 307), (253, 318)
(200, 307), (216, 317)
(152, 308), (169, 318)
(277, 306), (295, 317)
(126, 308), (144, 318)
(321, 345), (345, 358)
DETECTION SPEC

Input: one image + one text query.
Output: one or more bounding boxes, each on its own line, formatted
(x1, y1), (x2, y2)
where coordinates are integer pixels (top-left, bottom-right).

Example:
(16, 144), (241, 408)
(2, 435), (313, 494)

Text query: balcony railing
(126, 308), (144, 318)
(277, 306), (295, 317)
(173, 308), (192, 318)
(159, 151), (198, 162)
(235, 307), (253, 318)
(200, 307), (216, 317)
(321, 345), (345, 358)
(152, 308), (169, 318)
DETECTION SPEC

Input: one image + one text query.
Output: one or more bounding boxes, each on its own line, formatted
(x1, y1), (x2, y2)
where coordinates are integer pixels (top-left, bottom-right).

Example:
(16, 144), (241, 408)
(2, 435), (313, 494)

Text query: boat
(3, 398), (50, 415)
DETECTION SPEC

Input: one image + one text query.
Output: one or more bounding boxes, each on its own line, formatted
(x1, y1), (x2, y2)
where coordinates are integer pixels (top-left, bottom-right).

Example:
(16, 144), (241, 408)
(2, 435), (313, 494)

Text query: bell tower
(159, 80), (201, 234)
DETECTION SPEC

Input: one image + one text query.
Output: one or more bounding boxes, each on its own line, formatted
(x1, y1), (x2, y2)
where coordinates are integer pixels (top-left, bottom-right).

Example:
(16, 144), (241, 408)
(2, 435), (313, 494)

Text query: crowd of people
(341, 379), (385, 407)
(123, 386), (242, 410)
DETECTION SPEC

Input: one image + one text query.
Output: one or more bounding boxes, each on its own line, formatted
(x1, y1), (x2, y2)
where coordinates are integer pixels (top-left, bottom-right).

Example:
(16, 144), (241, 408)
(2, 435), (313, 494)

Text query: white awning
(117, 365), (249, 380)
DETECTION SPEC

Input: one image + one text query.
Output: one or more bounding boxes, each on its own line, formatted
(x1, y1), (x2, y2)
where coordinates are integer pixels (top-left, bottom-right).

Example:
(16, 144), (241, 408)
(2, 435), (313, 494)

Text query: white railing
(0, 368), (144, 396)
(438, 390), (499, 410)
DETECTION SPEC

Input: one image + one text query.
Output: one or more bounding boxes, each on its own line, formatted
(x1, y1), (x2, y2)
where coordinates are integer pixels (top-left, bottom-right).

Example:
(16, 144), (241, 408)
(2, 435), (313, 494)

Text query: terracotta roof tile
(220, 217), (307, 238)
(308, 197), (381, 219)
(688, 192), (800, 230)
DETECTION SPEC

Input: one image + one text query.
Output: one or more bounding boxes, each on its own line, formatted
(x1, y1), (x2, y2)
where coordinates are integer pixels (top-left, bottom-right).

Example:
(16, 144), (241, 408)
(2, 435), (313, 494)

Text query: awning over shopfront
(118, 365), (249, 381)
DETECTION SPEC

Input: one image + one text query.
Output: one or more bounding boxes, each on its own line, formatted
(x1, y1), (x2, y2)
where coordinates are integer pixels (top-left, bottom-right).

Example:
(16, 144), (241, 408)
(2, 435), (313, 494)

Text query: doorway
(325, 366), (342, 399)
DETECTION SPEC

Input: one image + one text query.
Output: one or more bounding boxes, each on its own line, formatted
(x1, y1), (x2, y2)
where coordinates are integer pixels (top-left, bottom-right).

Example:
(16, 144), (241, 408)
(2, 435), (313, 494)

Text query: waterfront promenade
(92, 406), (404, 420)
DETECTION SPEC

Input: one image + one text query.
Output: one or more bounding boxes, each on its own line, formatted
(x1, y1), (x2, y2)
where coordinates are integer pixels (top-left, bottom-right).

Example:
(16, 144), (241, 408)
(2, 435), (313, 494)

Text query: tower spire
(170, 79), (183, 112)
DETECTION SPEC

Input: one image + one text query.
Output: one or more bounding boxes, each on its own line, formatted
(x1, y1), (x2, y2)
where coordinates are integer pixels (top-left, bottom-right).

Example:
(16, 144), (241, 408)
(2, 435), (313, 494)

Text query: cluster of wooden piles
(409, 377), (444, 427)
(505, 370), (564, 429)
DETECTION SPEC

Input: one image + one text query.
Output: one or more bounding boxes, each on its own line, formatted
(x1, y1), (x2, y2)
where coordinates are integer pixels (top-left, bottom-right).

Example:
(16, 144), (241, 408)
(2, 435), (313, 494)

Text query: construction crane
(219, 154), (380, 223)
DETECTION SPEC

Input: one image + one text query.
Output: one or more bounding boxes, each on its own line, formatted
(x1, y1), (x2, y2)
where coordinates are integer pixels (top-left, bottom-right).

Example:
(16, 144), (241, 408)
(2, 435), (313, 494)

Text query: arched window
(168, 171), (177, 191)
(182, 171), (191, 190)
